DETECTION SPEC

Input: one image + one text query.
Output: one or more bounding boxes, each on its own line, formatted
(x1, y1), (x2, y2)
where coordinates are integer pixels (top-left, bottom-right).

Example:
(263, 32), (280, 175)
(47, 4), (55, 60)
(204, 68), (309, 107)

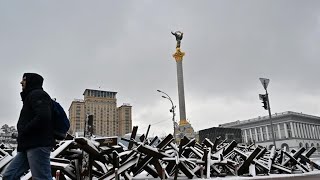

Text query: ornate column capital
(173, 48), (185, 62)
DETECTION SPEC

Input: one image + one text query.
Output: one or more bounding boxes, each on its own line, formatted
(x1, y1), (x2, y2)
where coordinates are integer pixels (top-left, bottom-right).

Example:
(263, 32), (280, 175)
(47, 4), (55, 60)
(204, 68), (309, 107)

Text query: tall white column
(260, 127), (264, 141)
(277, 124), (281, 139)
(290, 122), (295, 138)
(306, 124), (311, 139)
(310, 124), (316, 139)
(297, 123), (302, 138)
(294, 122), (298, 138)
(176, 60), (186, 122)
(244, 129), (248, 143)
(295, 122), (300, 138)
(249, 129), (253, 142)
(255, 128), (258, 142)
(314, 125), (318, 139)
(309, 124), (314, 139)
(305, 124), (309, 138)
(307, 124), (311, 139)
(309, 124), (312, 138)
(316, 126), (320, 139)
(300, 123), (304, 138)
(303, 124), (308, 139)
(173, 49), (187, 125)
(284, 123), (288, 138)
(311, 125), (315, 139)
(265, 125), (270, 140)
(295, 123), (299, 138)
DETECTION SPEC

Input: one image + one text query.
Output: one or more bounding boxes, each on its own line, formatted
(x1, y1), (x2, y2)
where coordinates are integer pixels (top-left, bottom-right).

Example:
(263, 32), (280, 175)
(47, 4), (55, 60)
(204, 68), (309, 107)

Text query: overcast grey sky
(1, 1), (320, 136)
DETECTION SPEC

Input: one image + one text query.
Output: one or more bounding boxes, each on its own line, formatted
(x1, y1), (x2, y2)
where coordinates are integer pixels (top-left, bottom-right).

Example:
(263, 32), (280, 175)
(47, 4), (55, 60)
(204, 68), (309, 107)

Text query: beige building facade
(118, 104), (132, 136)
(69, 89), (132, 137)
(69, 99), (85, 134)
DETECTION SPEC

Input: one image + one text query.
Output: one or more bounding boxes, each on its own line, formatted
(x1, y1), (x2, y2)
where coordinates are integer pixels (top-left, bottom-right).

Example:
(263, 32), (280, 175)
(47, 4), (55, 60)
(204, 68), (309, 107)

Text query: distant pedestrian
(2, 73), (54, 180)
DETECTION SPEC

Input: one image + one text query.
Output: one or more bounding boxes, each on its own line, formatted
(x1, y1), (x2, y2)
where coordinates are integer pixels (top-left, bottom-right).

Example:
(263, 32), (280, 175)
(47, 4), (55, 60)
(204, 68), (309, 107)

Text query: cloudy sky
(1, 1), (320, 136)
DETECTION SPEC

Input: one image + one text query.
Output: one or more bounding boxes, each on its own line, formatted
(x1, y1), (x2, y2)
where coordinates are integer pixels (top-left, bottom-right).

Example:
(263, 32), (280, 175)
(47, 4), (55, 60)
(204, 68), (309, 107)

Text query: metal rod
(84, 114), (88, 138)
(157, 90), (176, 143)
(266, 89), (276, 149)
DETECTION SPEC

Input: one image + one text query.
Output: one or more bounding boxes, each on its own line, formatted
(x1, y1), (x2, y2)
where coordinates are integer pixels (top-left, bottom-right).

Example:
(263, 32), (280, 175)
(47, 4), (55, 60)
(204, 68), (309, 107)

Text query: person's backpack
(52, 99), (70, 140)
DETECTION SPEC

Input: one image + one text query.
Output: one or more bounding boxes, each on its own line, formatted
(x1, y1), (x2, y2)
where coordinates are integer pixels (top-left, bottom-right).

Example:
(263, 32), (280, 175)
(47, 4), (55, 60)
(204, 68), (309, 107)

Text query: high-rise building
(69, 89), (132, 137)
(69, 99), (85, 134)
(118, 104), (132, 136)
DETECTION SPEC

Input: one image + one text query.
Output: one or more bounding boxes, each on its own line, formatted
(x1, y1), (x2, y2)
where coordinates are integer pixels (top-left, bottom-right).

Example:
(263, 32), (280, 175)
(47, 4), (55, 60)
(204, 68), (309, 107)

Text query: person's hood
(20, 73), (44, 101)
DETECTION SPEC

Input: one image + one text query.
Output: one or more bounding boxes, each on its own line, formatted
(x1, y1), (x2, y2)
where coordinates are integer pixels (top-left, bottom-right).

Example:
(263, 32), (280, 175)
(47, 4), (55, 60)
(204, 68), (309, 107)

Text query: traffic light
(259, 94), (268, 110)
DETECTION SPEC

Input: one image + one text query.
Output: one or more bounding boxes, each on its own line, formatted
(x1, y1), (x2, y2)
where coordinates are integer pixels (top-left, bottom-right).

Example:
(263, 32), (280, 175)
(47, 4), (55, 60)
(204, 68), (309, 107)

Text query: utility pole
(157, 90), (176, 143)
(259, 78), (276, 149)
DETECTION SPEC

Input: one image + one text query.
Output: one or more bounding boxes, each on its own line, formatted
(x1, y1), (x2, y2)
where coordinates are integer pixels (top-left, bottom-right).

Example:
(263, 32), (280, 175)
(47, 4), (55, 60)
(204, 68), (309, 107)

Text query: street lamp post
(84, 113), (88, 137)
(259, 78), (276, 149)
(157, 90), (176, 143)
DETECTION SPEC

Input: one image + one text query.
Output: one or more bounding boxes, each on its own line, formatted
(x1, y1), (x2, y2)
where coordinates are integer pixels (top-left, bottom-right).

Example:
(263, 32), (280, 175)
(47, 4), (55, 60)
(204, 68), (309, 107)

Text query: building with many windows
(219, 111), (320, 153)
(69, 99), (85, 135)
(198, 127), (242, 144)
(118, 104), (132, 136)
(69, 89), (132, 137)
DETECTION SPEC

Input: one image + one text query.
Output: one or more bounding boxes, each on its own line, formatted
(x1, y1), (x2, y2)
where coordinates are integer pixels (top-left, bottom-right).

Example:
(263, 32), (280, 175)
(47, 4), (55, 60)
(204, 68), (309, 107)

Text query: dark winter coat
(17, 73), (55, 151)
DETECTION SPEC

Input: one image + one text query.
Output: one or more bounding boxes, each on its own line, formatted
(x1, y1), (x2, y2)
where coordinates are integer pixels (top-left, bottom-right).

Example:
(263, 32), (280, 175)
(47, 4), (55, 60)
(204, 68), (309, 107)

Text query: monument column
(173, 49), (186, 124)
(171, 31), (195, 143)
(171, 31), (187, 125)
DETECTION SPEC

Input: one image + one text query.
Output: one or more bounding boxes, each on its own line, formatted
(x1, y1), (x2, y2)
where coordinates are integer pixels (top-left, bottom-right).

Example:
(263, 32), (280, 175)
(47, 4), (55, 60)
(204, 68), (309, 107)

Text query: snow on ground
(133, 170), (320, 180)
(132, 159), (320, 180)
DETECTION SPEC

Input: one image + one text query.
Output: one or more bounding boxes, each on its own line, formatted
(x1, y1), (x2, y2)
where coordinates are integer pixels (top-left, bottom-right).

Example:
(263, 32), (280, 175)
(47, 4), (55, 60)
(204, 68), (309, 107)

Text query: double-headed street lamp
(157, 90), (176, 143)
(259, 78), (276, 149)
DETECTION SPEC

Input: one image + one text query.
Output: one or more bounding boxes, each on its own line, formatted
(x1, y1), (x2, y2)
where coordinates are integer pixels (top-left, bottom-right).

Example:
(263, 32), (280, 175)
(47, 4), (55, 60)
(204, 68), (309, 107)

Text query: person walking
(2, 73), (54, 180)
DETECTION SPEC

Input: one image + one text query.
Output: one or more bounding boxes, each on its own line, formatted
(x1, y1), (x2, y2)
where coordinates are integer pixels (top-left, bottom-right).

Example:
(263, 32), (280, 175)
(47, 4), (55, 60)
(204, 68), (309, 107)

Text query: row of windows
(86, 101), (116, 107)
(299, 142), (320, 151)
(242, 122), (320, 143)
(86, 90), (116, 98)
(86, 107), (116, 112)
